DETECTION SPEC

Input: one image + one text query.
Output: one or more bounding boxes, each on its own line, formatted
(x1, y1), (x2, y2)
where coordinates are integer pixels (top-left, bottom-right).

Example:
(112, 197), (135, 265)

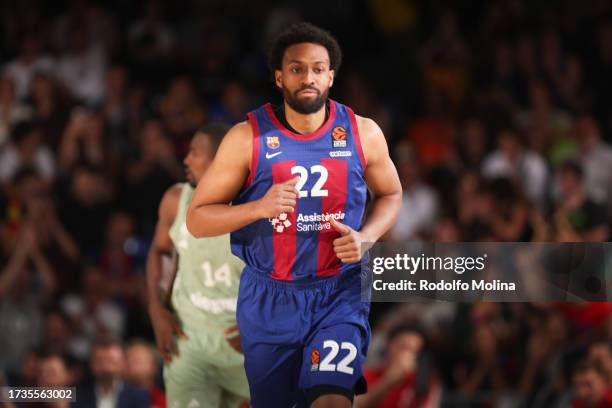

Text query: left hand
(225, 325), (243, 353)
(330, 217), (365, 263)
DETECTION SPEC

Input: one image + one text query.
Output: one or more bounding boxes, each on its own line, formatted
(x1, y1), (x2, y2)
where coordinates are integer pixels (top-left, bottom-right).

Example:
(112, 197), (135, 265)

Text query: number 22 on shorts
(313, 340), (357, 375)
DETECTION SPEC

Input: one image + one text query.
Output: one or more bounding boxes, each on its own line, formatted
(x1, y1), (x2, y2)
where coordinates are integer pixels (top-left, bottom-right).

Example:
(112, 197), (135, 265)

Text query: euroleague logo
(310, 349), (320, 371)
(331, 126), (347, 148)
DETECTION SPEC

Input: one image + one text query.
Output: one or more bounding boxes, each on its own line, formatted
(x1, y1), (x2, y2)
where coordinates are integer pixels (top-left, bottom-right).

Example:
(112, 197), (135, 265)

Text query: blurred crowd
(1, 0), (612, 406)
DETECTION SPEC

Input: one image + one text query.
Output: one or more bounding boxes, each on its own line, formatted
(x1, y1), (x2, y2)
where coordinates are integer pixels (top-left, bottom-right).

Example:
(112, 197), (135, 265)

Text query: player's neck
(283, 101), (327, 134)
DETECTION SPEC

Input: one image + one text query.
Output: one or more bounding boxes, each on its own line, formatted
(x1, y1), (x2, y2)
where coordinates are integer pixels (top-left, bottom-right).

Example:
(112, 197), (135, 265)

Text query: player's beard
(284, 86), (329, 114)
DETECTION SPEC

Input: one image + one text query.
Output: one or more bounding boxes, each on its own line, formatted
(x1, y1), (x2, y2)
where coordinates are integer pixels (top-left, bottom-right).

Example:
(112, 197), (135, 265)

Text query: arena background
(1, 0), (612, 406)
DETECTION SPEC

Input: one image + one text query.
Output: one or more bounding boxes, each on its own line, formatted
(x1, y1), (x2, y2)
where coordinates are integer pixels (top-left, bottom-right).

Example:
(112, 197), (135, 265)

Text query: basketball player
(147, 126), (250, 407)
(187, 23), (402, 408)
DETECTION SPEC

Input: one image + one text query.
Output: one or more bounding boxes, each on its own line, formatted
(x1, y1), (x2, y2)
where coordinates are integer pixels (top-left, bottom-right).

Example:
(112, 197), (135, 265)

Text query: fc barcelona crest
(266, 136), (280, 149)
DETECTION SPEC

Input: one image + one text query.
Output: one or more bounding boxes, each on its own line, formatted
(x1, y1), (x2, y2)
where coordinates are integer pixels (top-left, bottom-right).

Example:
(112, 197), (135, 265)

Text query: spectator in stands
(158, 77), (205, 145)
(208, 81), (251, 125)
(60, 266), (125, 361)
(1, 33), (55, 101)
(572, 360), (612, 408)
(0, 121), (55, 183)
(98, 211), (145, 308)
(56, 21), (106, 106)
(74, 338), (149, 408)
(589, 342), (612, 385)
(358, 324), (440, 408)
(457, 323), (512, 397)
(554, 160), (609, 242)
(42, 311), (76, 362)
(22, 187), (80, 294)
(482, 127), (548, 209)
(6, 350), (39, 387)
(58, 108), (116, 175)
(0, 222), (56, 373)
(38, 352), (72, 388)
(457, 117), (488, 172)
(29, 72), (73, 151)
(124, 119), (181, 234)
(35, 353), (72, 408)
(127, 0), (176, 65)
(102, 65), (130, 154)
(125, 340), (165, 408)
(573, 115), (612, 215)
(57, 164), (114, 254)
(0, 75), (32, 146)
(390, 142), (438, 240)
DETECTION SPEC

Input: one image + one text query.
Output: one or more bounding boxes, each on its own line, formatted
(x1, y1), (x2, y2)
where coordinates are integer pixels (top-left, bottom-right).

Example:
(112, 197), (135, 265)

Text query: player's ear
(274, 70), (283, 89)
(328, 69), (335, 88)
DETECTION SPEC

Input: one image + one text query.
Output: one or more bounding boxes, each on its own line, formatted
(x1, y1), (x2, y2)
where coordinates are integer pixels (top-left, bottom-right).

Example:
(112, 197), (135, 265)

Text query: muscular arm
(146, 184), (181, 309)
(358, 116), (403, 243)
(186, 122), (256, 237)
(147, 185), (189, 361)
(187, 122), (298, 237)
(329, 116), (401, 262)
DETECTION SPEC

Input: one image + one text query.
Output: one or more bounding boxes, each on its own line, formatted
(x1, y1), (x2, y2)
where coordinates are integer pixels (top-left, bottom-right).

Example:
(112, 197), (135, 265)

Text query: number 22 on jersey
(291, 164), (329, 198)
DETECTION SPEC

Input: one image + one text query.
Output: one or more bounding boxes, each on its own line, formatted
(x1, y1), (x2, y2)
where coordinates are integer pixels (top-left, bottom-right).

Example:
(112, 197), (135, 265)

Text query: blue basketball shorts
(236, 267), (371, 407)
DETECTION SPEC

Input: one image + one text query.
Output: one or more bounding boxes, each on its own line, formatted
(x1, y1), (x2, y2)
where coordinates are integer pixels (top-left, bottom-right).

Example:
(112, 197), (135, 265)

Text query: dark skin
(187, 43), (402, 407)
(146, 132), (242, 364)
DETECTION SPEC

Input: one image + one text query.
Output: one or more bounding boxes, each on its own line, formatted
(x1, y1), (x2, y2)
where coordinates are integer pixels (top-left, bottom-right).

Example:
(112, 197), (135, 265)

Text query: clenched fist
(330, 217), (366, 263)
(256, 176), (300, 218)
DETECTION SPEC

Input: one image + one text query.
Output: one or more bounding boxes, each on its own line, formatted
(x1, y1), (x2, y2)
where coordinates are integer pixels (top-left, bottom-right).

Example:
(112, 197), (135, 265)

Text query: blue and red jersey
(230, 99), (368, 281)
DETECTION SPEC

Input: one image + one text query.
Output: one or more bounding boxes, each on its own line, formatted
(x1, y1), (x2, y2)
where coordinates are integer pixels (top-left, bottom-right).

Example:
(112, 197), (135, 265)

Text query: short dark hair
(387, 323), (426, 344)
(196, 122), (230, 154)
(268, 22), (342, 74)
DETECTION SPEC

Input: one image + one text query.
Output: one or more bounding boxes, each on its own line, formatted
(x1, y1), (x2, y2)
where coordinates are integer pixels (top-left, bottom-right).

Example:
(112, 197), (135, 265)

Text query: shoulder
(159, 183), (184, 218)
(226, 120), (253, 140)
(354, 114), (387, 165)
(354, 115), (382, 136)
(220, 121), (253, 152)
(216, 121), (254, 168)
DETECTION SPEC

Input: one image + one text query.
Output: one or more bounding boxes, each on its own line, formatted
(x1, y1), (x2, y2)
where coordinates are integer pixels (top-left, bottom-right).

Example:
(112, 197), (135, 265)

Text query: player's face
(184, 133), (213, 187)
(275, 42), (334, 114)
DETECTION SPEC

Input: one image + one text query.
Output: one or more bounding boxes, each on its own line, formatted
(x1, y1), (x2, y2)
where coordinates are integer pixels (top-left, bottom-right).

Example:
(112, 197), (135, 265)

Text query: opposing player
(187, 23), (402, 407)
(147, 125), (249, 407)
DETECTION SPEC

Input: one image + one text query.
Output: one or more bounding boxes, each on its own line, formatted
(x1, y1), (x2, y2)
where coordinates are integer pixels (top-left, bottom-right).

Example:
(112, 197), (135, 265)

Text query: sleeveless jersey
(169, 184), (244, 329)
(231, 99), (368, 281)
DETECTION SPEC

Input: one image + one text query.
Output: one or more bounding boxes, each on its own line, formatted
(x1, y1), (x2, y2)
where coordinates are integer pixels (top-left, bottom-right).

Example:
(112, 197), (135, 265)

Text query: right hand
(149, 303), (188, 363)
(256, 176), (300, 218)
